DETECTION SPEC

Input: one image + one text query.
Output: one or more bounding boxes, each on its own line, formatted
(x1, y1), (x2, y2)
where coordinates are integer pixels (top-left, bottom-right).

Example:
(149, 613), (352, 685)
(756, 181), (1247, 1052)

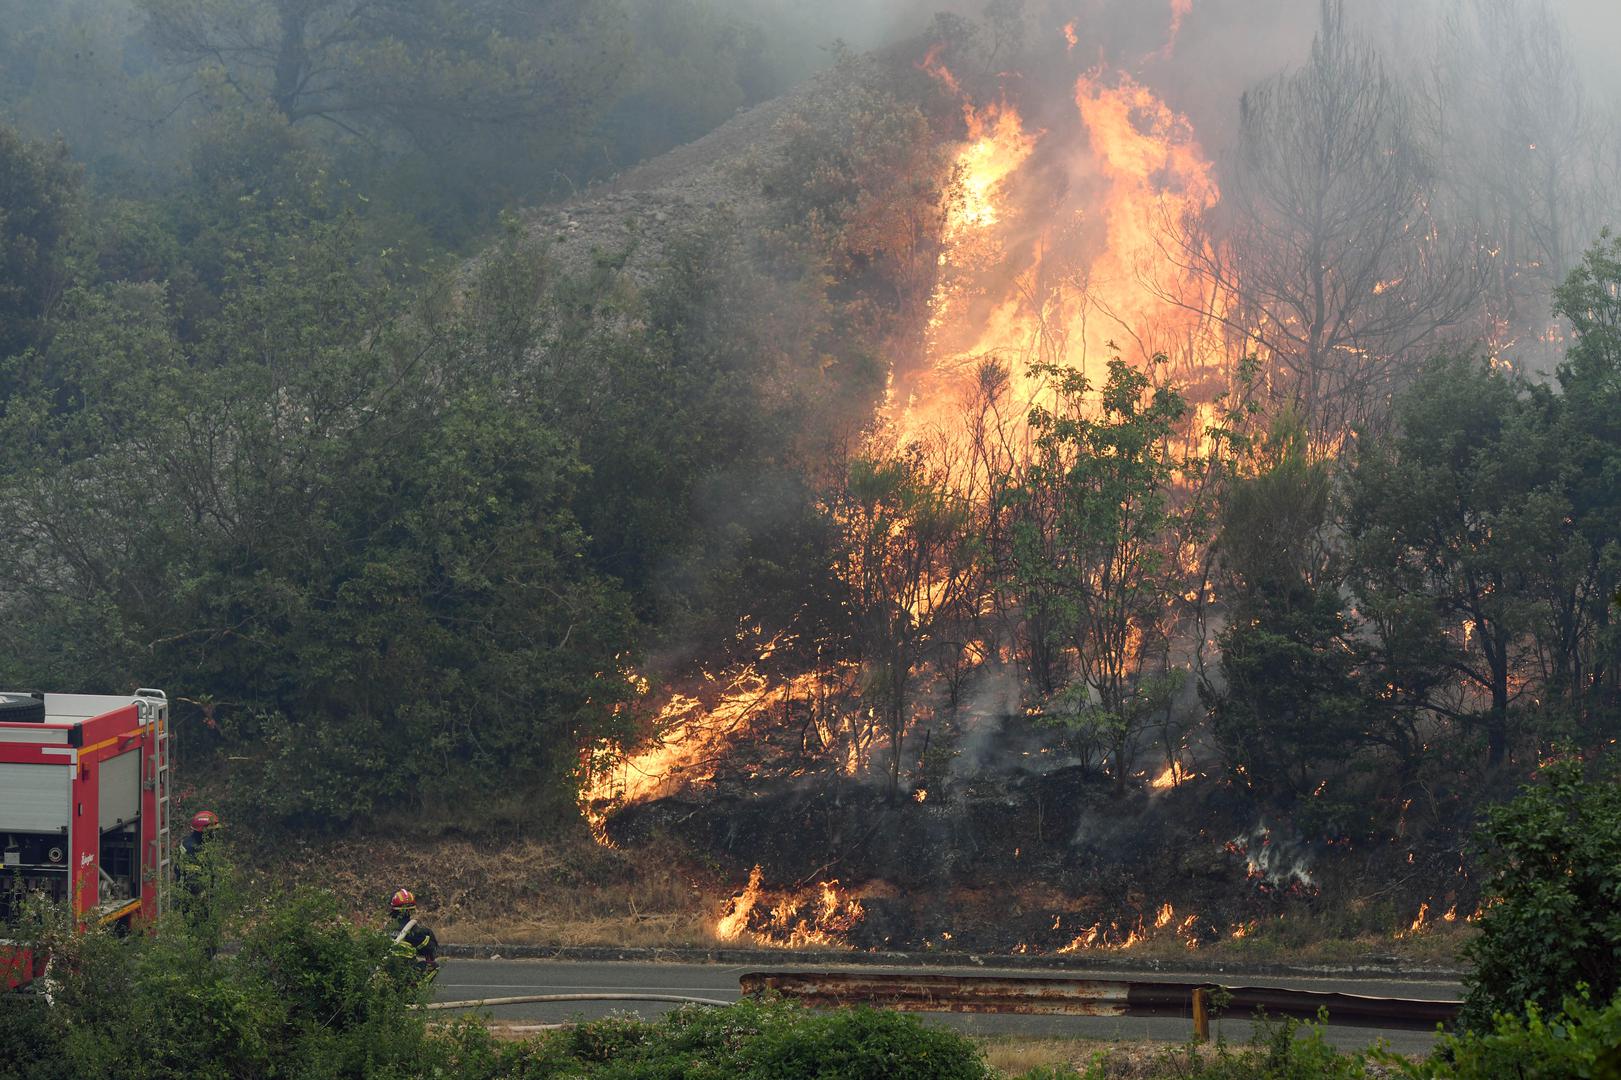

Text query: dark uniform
(179, 828), (207, 862)
(390, 910), (439, 975)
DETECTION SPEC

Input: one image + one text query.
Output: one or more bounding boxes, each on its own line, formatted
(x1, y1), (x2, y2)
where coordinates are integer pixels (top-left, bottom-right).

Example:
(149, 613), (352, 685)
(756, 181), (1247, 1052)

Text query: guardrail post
(1192, 987), (1210, 1043)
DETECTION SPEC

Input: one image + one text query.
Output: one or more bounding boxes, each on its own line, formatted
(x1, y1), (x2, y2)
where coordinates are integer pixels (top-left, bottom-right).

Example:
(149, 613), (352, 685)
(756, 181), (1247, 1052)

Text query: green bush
(1380, 992), (1621, 1079)
(1461, 758), (1621, 1029)
(0, 997), (74, 1080)
(497, 998), (992, 1080)
(3, 880), (445, 1079)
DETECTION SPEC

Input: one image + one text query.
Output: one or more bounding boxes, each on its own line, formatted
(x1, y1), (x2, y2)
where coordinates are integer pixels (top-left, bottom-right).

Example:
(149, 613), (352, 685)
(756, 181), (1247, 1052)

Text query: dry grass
(979, 1037), (1091, 1074)
(246, 829), (732, 947)
(977, 1039), (1178, 1078)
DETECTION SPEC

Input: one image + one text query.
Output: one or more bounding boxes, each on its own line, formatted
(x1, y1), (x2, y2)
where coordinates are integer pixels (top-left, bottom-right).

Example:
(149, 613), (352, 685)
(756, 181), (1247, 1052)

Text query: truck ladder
(136, 689), (172, 918)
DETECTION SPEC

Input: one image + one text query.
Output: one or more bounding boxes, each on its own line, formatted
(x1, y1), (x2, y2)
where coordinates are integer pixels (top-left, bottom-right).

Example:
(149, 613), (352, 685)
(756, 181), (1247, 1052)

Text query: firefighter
(181, 810), (220, 862)
(176, 809), (221, 892)
(176, 810), (223, 951)
(387, 888), (439, 980)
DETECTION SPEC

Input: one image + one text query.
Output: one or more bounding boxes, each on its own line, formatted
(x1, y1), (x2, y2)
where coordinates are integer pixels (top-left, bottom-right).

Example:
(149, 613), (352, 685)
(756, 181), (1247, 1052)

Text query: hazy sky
(728, 0), (1621, 107)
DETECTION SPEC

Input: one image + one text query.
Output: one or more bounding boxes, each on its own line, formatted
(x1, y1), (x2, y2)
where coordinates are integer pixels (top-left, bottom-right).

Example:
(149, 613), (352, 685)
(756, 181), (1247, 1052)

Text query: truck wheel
(0, 693), (44, 724)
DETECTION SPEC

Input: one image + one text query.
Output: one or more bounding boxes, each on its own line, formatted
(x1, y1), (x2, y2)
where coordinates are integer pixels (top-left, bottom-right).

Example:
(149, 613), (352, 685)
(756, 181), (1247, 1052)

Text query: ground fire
(571, 3), (1515, 958)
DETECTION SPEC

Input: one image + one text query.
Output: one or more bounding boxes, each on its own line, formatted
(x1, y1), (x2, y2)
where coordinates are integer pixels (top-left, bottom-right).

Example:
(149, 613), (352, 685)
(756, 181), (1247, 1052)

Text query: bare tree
(1177, 0), (1483, 438)
(832, 447), (975, 797)
(1432, 0), (1608, 357)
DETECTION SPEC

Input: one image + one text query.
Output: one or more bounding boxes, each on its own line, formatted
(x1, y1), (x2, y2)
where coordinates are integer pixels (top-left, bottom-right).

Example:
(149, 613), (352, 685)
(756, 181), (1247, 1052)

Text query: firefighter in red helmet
(177, 809), (223, 946)
(388, 888), (439, 979)
(182, 810), (220, 862)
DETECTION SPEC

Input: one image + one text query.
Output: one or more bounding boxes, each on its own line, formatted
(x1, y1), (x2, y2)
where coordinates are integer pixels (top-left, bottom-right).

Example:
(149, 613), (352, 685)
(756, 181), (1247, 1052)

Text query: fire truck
(0, 689), (173, 990)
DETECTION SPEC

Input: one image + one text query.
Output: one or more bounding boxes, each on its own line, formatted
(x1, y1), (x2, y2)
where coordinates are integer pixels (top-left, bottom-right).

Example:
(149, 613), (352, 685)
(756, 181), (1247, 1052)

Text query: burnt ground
(602, 716), (1489, 958)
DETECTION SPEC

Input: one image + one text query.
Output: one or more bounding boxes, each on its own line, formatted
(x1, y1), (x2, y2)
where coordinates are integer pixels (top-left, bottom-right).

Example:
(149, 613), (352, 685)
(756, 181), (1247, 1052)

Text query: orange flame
(1151, 762), (1193, 790)
(893, 51), (1224, 450)
(1168, 0), (1193, 47)
(1057, 905), (1186, 953)
(715, 866), (866, 948)
(580, 653), (857, 842)
(716, 865), (765, 941)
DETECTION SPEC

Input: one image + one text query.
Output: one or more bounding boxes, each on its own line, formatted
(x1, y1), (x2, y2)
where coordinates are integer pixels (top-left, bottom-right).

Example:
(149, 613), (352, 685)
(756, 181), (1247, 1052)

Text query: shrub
(3, 872), (444, 1079)
(1378, 992), (1621, 1079)
(502, 998), (992, 1079)
(1460, 758), (1621, 1029)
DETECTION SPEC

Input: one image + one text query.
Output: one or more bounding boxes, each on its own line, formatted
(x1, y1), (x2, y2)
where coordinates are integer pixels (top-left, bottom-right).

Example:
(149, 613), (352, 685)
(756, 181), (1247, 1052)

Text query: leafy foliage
(6, 887), (444, 1079)
(1005, 358), (1193, 781)
(0, 135), (640, 828)
(1460, 758), (1621, 1029)
(0, 125), (80, 359)
(1205, 416), (1373, 797)
(1387, 992), (1621, 1079)
(497, 998), (993, 1080)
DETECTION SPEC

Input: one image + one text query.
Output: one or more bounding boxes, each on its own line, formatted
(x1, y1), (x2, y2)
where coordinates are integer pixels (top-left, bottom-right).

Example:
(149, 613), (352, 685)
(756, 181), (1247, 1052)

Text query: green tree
(1550, 236), (1621, 732)
(1344, 354), (1562, 766)
(136, 0), (632, 237)
(0, 123), (81, 361)
(0, 0), (181, 187)
(762, 56), (957, 362)
(596, 0), (782, 171)
(0, 202), (637, 827)
(1460, 758), (1621, 1030)
(137, 0), (627, 133)
(1006, 357), (1191, 785)
(1205, 417), (1369, 796)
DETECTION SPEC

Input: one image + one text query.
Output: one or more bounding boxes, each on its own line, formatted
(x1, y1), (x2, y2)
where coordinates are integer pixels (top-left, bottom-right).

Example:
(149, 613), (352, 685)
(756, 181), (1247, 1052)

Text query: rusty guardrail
(417, 993), (734, 1012)
(739, 971), (1460, 1039)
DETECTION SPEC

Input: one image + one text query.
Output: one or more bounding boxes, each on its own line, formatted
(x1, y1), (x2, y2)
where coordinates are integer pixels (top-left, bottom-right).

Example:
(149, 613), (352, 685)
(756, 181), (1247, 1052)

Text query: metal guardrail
(739, 971), (1460, 1039)
(417, 993), (734, 1012)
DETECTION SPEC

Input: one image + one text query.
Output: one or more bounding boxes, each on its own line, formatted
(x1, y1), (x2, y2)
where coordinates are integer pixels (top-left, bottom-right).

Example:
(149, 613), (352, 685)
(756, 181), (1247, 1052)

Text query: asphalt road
(431, 958), (1458, 1056)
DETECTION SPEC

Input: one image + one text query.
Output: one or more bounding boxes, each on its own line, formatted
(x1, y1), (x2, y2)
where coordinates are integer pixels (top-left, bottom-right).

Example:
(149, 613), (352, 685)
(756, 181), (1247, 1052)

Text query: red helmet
(190, 810), (219, 832)
(389, 888), (416, 911)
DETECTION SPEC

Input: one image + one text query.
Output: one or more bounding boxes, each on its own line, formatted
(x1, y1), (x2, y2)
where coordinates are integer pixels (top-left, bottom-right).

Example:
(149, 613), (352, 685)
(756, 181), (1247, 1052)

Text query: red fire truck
(1, 689), (173, 990)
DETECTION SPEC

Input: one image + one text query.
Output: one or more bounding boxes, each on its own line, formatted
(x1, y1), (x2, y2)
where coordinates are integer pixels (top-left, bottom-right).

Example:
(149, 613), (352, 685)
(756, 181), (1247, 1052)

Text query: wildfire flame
(1166, 0), (1194, 52)
(715, 865), (765, 941)
(1150, 762), (1193, 790)
(714, 866), (867, 949)
(1055, 902), (1196, 953)
(580, 643), (857, 842)
(895, 29), (1225, 450)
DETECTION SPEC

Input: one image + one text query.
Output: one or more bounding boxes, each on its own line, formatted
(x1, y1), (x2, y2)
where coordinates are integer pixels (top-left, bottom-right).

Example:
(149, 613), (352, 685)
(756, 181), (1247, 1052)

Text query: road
(431, 958), (1458, 1056)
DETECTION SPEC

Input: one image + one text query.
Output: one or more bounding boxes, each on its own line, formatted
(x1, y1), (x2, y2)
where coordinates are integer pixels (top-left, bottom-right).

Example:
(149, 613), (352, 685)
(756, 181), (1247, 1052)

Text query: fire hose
(414, 992), (734, 1012)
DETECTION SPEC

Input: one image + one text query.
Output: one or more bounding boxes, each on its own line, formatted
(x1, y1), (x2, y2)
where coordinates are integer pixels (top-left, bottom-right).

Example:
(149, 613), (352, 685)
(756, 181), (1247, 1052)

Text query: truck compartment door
(0, 763), (70, 832)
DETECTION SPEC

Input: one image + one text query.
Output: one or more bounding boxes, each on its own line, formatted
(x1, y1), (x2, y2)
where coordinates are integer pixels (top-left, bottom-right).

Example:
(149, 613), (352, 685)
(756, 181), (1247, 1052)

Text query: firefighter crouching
(388, 888), (439, 981)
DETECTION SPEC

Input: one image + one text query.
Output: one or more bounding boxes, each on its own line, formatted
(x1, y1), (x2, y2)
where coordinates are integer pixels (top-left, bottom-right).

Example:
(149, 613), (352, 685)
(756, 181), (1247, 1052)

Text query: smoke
(1228, 822), (1317, 893)
(717, 0), (1621, 123)
(945, 666), (1028, 781)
